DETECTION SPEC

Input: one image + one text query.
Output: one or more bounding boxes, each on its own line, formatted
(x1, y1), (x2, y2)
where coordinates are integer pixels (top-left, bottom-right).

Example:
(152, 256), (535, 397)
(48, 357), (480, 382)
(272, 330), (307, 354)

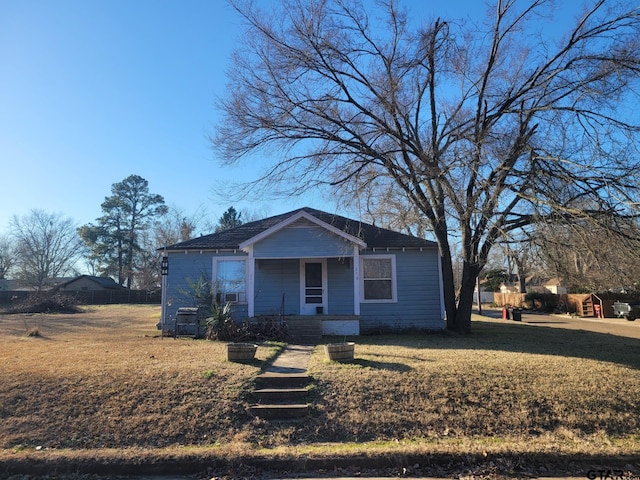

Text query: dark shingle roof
(59, 275), (123, 290)
(161, 207), (437, 251)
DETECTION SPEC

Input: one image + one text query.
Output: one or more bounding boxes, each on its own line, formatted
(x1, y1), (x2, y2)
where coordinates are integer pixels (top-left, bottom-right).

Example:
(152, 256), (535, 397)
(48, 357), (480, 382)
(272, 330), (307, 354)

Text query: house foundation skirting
(320, 317), (360, 336)
(252, 315), (361, 336)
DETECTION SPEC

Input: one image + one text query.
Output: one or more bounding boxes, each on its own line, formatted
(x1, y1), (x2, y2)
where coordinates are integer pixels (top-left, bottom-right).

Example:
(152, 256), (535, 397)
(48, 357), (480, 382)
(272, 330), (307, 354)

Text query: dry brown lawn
(0, 305), (280, 450)
(307, 323), (640, 446)
(1, 304), (639, 474)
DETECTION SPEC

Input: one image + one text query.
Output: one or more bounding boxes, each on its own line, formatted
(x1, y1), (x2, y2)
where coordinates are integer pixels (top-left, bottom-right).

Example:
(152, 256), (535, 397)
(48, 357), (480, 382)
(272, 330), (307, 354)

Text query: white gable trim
(239, 211), (367, 251)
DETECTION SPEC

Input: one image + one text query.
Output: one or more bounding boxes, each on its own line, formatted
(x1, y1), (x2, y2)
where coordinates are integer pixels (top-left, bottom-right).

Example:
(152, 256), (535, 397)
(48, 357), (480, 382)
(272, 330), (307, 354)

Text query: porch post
(246, 246), (255, 317)
(353, 245), (361, 315)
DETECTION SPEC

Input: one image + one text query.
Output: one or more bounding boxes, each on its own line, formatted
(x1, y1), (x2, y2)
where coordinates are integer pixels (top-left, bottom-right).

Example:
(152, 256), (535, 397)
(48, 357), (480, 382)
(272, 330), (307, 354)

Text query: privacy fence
(0, 290), (161, 305)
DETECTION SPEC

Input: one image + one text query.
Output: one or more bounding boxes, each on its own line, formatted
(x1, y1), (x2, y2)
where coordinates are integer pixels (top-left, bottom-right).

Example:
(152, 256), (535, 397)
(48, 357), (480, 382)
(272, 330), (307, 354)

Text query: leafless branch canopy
(214, 0), (640, 331)
(10, 210), (83, 289)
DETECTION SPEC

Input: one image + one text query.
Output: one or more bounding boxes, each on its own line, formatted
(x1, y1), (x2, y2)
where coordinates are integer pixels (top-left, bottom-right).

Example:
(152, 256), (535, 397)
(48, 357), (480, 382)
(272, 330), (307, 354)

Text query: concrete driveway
(479, 307), (640, 339)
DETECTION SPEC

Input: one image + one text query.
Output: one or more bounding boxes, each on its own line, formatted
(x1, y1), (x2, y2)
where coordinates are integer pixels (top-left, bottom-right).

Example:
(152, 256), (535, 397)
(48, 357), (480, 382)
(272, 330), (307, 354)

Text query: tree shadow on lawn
(350, 357), (413, 372)
(357, 319), (640, 371)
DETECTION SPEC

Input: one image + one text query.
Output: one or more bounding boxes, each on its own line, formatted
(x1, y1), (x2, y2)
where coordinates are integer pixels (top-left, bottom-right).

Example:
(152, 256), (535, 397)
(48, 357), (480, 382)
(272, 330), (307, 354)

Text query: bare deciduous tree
(136, 206), (200, 290)
(348, 176), (432, 239)
(0, 234), (16, 280)
(499, 240), (537, 294)
(534, 217), (640, 292)
(214, 0), (640, 332)
(10, 210), (83, 289)
(154, 205), (199, 248)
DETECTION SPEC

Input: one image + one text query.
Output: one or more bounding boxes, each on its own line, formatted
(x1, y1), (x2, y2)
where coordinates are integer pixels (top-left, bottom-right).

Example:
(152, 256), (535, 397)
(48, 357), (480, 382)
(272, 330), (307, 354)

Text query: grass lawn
(0, 304), (639, 477)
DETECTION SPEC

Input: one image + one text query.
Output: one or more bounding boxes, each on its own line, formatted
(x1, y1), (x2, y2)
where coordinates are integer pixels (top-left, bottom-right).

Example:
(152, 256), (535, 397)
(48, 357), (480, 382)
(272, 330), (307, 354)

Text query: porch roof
(239, 210), (366, 251)
(161, 207), (437, 252)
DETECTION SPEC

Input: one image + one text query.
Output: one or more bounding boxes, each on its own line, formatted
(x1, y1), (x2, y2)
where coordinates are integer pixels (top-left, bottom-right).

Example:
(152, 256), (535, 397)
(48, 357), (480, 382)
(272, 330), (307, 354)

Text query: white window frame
(360, 254), (397, 303)
(212, 257), (248, 304)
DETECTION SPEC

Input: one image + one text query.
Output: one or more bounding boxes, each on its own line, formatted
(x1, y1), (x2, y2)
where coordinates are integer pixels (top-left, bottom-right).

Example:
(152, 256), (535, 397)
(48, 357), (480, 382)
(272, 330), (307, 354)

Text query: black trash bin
(511, 308), (522, 321)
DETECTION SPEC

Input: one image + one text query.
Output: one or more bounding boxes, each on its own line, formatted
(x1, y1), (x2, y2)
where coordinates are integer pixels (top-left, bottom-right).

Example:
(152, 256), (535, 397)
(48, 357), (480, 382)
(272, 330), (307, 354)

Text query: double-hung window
(361, 255), (396, 302)
(214, 258), (247, 304)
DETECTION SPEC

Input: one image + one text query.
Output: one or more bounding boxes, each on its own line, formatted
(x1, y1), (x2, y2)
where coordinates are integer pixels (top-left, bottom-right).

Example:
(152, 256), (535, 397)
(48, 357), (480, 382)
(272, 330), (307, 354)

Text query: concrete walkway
(264, 344), (315, 374)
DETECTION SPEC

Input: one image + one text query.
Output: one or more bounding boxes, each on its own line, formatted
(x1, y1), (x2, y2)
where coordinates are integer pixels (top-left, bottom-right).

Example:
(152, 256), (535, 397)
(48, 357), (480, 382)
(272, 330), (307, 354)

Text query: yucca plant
(205, 300), (236, 340)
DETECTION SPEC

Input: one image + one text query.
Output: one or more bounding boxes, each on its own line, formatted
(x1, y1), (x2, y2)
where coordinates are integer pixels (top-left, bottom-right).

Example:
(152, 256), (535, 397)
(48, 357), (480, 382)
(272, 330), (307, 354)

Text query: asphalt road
(480, 307), (640, 339)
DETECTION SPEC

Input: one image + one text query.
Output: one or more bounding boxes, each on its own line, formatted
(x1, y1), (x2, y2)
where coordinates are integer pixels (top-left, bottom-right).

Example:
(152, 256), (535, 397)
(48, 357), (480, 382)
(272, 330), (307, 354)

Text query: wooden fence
(492, 293), (527, 307)
(491, 292), (617, 317)
(0, 289), (161, 305)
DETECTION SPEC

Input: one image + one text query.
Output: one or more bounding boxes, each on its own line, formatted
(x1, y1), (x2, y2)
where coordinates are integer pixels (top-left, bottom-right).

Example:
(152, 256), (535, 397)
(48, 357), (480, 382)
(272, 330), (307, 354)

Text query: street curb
(2, 451), (639, 478)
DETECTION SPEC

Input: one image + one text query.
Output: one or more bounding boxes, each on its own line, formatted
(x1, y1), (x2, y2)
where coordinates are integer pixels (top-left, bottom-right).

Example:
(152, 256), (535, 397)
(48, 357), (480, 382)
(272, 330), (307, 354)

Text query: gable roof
(239, 210), (367, 250)
(161, 207), (437, 251)
(59, 275), (122, 290)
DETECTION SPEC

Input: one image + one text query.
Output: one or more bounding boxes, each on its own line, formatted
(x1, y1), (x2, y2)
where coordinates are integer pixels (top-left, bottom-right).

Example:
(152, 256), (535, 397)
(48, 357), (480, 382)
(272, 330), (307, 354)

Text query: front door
(300, 259), (327, 315)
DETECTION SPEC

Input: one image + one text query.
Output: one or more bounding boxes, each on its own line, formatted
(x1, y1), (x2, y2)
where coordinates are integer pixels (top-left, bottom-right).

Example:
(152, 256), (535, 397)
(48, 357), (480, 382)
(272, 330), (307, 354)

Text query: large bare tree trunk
(457, 263), (482, 334)
(438, 245), (459, 331)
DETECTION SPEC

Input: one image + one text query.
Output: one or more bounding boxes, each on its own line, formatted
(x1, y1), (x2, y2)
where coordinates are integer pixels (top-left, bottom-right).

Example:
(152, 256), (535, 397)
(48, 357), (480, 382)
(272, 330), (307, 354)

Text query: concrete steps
(249, 373), (313, 419)
(253, 387), (309, 402)
(248, 403), (310, 419)
(255, 372), (311, 388)
(285, 317), (322, 344)
(248, 346), (315, 419)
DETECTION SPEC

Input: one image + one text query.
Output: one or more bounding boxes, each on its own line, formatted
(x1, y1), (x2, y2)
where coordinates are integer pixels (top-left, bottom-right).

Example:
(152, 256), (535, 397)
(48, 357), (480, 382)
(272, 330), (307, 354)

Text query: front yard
(0, 304), (638, 477)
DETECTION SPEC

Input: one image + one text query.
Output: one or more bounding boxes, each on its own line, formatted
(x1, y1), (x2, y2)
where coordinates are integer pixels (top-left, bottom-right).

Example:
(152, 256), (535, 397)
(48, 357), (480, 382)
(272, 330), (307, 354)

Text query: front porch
(250, 256), (360, 319)
(241, 212), (366, 320)
(252, 314), (361, 341)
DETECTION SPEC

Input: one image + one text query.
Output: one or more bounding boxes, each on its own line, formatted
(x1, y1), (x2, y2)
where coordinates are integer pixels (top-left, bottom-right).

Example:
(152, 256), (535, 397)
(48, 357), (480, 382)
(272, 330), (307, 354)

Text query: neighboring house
(544, 278), (567, 295)
(0, 279), (19, 290)
(497, 276), (567, 295)
(499, 282), (520, 294)
(526, 276), (567, 295)
(57, 275), (123, 292)
(160, 207), (445, 335)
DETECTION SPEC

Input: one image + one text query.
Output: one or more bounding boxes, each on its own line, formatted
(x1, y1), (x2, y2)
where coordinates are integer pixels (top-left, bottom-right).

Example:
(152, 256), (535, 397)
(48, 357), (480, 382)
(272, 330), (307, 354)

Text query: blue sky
(0, 0), (568, 233)
(1, 0), (257, 232)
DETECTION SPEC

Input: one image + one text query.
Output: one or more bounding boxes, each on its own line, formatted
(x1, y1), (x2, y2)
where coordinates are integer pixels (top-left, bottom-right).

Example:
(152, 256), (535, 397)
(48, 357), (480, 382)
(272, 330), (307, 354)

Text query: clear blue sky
(0, 0), (570, 233)
(1, 0), (262, 232)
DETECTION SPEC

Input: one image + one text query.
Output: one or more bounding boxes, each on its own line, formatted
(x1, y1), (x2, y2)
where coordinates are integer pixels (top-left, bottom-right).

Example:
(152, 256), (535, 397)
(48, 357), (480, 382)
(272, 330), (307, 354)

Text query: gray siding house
(160, 207), (445, 335)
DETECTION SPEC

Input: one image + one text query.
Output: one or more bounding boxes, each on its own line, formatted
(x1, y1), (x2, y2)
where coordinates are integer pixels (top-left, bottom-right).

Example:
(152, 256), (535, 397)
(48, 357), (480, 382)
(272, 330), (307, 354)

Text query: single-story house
(526, 276), (567, 295)
(499, 276), (567, 295)
(499, 281), (521, 294)
(57, 275), (123, 292)
(159, 207), (445, 335)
